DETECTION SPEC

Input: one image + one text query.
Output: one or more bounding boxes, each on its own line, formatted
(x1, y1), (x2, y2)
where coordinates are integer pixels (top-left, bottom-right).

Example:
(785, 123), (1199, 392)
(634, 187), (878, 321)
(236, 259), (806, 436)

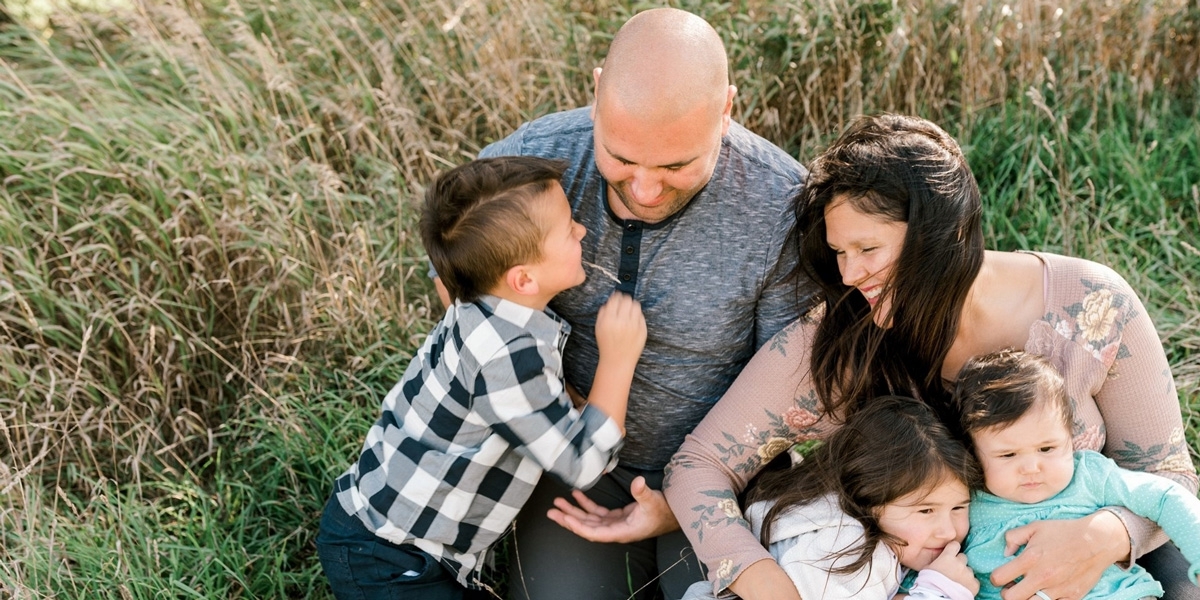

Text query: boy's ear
(503, 264), (541, 297)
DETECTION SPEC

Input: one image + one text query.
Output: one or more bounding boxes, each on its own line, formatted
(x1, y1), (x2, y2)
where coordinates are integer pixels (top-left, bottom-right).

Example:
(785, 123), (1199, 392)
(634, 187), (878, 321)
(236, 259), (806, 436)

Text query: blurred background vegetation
(0, 0), (1197, 597)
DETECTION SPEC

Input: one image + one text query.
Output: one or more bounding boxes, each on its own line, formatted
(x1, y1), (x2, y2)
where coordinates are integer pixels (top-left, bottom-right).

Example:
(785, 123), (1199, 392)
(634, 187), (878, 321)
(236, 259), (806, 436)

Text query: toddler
(955, 349), (1200, 600)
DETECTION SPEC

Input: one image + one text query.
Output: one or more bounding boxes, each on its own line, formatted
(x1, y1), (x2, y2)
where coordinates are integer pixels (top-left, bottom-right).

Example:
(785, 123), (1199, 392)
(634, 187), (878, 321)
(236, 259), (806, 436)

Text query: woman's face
(824, 196), (908, 327)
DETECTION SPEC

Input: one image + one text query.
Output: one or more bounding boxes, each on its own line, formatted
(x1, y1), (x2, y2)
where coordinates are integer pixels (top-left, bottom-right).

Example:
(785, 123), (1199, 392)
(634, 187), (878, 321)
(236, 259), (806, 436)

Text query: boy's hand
(583, 293), (644, 433)
(594, 292), (646, 364)
(926, 541), (979, 597)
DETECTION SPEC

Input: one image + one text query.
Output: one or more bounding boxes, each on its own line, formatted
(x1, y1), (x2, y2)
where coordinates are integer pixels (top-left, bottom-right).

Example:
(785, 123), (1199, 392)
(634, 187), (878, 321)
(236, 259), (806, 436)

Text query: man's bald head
(595, 8), (731, 122)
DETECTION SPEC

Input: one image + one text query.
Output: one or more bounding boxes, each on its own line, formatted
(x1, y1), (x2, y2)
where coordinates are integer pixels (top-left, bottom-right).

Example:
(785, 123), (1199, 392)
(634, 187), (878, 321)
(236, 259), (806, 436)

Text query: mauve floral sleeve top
(664, 251), (1198, 596)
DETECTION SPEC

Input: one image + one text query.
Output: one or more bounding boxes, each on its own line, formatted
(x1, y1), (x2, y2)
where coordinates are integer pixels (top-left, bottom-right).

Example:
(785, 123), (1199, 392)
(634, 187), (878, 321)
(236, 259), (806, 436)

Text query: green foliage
(0, 0), (1197, 597)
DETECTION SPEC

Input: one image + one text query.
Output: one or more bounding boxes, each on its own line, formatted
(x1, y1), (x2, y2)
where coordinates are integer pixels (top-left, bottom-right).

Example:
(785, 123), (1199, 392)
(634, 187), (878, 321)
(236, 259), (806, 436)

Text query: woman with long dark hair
(663, 115), (1198, 600)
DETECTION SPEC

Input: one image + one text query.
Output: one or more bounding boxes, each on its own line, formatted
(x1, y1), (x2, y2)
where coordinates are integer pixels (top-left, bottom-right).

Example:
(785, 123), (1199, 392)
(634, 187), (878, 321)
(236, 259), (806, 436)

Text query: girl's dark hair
(747, 396), (982, 576)
(792, 114), (984, 423)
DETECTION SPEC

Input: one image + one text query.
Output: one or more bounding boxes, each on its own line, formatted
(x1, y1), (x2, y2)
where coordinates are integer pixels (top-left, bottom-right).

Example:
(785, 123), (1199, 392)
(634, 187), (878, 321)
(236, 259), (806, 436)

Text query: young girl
(682, 396), (982, 600)
(954, 350), (1200, 600)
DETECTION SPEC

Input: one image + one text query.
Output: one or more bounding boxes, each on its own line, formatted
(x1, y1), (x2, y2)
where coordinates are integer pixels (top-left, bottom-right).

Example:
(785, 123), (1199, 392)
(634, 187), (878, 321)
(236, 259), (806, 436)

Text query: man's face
(590, 92), (729, 223)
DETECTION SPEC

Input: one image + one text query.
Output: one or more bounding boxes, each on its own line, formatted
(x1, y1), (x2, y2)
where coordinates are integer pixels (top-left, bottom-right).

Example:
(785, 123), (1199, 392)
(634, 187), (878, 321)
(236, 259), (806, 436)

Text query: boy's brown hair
(953, 349), (1073, 443)
(421, 156), (567, 303)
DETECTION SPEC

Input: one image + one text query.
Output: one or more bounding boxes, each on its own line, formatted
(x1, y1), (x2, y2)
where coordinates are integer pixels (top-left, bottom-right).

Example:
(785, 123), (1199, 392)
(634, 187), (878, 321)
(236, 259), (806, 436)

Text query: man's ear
(590, 67), (603, 120)
(720, 84), (736, 136)
(504, 264), (541, 297)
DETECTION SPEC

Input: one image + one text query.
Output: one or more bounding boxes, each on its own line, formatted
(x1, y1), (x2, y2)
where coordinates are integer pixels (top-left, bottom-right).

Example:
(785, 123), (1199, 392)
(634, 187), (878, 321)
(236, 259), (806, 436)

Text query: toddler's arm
(586, 292), (646, 433)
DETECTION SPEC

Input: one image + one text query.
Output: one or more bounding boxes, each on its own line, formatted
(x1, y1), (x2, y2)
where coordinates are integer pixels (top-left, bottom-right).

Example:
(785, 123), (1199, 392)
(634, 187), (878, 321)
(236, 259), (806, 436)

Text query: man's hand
(991, 511), (1130, 600)
(546, 476), (679, 543)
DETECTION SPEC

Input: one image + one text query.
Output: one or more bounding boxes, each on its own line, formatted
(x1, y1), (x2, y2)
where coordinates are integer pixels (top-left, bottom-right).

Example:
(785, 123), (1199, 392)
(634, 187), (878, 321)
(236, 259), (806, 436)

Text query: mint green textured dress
(966, 451), (1200, 600)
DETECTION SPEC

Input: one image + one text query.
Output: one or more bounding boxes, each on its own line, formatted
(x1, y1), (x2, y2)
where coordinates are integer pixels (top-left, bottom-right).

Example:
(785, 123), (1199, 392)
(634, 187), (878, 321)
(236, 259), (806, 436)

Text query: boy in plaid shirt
(316, 156), (646, 599)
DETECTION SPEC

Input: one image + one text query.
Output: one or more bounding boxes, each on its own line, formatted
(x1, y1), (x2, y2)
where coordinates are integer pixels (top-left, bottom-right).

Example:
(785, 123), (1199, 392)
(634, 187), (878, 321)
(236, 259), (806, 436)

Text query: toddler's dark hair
(953, 349), (1072, 447)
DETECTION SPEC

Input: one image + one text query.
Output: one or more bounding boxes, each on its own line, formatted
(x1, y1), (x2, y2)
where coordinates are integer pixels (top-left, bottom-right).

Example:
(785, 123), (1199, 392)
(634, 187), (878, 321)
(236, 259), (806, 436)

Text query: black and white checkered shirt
(332, 295), (623, 586)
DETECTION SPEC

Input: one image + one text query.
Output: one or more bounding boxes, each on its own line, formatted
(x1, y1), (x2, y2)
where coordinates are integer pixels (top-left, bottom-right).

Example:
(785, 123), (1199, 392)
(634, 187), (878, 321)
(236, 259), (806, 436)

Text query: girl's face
(875, 476), (971, 571)
(824, 196), (908, 328)
(971, 401), (1075, 504)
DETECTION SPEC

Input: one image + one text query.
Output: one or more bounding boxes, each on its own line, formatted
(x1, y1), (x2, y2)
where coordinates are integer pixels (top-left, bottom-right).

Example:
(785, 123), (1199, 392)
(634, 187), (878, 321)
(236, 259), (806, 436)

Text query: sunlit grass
(0, 0), (1197, 596)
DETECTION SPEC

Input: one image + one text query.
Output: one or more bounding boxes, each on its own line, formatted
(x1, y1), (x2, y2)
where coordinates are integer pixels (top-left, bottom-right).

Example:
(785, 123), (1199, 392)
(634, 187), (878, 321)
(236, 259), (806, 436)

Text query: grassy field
(0, 0), (1197, 597)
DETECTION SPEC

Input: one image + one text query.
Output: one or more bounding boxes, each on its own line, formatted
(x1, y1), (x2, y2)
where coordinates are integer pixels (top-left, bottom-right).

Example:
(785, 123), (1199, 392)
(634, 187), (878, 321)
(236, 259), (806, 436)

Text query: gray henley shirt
(478, 107), (810, 470)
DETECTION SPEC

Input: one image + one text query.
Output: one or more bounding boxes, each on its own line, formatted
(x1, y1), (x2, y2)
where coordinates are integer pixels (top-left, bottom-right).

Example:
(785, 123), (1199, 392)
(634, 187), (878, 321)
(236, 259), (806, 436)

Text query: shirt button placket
(616, 220), (642, 295)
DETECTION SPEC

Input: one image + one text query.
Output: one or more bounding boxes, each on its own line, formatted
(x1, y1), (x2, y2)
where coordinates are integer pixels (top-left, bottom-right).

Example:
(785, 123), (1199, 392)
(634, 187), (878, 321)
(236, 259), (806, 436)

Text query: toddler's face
(876, 477), (970, 571)
(971, 402), (1074, 504)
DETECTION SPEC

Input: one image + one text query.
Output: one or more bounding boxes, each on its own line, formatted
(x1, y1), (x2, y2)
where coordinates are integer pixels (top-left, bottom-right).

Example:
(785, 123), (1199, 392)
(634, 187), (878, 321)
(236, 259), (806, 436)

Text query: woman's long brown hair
(792, 114), (984, 426)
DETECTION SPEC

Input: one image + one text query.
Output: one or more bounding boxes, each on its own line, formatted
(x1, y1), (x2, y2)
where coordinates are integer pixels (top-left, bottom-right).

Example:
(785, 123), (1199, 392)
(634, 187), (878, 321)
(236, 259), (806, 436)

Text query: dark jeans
(316, 493), (485, 600)
(1142, 542), (1200, 600)
(507, 466), (705, 600)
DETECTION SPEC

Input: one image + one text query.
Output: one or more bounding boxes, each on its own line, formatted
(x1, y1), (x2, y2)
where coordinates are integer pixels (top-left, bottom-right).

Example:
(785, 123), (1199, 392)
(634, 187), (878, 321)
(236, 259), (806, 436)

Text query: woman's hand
(546, 476), (679, 543)
(991, 511), (1130, 600)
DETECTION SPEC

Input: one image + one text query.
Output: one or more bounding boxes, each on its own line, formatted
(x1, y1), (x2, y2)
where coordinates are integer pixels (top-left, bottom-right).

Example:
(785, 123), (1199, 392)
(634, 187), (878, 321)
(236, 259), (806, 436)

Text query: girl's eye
(917, 508), (934, 515)
(952, 505), (969, 511)
(1039, 446), (1056, 453)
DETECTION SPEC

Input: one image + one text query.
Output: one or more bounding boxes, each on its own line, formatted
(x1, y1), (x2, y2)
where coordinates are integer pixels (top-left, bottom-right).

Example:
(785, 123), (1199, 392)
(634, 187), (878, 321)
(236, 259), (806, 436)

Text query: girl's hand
(991, 512), (1129, 600)
(925, 541), (979, 597)
(594, 292), (646, 367)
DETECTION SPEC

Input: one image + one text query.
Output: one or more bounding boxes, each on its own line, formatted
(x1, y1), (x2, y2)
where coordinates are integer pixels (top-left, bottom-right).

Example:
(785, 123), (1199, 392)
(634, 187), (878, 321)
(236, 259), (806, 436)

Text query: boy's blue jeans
(316, 493), (470, 600)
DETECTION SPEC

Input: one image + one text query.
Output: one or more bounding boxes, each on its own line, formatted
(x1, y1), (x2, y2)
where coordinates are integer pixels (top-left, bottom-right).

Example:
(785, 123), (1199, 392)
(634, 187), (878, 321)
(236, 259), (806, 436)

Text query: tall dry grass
(0, 0), (1196, 597)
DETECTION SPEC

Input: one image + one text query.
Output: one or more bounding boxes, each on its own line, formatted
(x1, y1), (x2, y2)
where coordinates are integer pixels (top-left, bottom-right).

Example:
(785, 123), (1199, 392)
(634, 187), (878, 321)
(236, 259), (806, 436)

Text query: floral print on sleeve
(1046, 279), (1135, 364)
(1031, 252), (1197, 558)
(689, 489), (745, 545)
(708, 395), (824, 479)
(665, 318), (834, 596)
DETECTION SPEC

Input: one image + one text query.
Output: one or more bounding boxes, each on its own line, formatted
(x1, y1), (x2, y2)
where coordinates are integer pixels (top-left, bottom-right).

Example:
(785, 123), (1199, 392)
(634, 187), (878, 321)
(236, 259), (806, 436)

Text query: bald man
(465, 9), (810, 599)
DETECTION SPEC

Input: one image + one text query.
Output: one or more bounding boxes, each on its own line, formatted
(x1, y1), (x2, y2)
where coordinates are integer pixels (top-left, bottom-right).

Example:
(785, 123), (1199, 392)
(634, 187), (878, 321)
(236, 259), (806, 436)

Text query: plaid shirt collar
(463, 294), (571, 348)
